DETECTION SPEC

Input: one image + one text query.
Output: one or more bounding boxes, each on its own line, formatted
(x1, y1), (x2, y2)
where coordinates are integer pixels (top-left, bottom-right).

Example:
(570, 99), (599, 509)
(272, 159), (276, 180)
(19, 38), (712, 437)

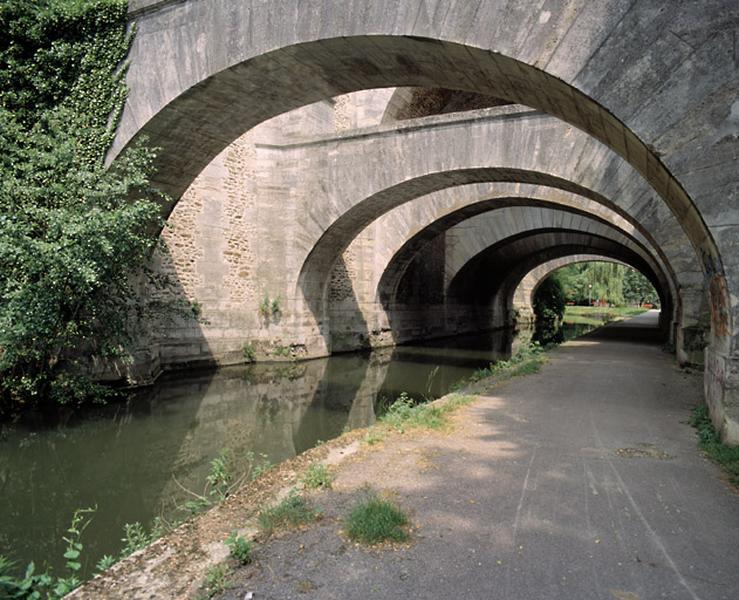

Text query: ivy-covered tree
(0, 0), (166, 413)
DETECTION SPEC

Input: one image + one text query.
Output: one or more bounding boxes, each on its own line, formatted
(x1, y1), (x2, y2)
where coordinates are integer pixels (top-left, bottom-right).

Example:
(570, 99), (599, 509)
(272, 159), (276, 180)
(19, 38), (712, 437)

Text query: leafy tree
(623, 268), (658, 306)
(0, 0), (167, 413)
(555, 261), (633, 306)
(532, 275), (566, 344)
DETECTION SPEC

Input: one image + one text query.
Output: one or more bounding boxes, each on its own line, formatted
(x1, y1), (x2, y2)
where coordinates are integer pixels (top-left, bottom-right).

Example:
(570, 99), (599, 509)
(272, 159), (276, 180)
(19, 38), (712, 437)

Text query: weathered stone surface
(117, 1), (737, 440)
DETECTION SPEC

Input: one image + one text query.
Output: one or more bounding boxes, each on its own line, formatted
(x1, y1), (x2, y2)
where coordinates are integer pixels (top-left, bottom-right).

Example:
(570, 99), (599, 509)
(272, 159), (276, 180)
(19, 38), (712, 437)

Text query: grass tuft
(345, 494), (409, 545)
(450, 342), (547, 392)
(200, 563), (231, 598)
(378, 392), (475, 433)
(257, 491), (320, 535)
(301, 463), (333, 489)
(225, 531), (252, 565)
(689, 405), (739, 486)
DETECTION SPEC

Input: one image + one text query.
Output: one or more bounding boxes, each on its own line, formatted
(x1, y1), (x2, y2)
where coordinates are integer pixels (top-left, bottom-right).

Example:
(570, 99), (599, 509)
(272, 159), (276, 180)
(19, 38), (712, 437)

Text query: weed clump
(345, 494), (409, 545)
(690, 405), (739, 486)
(379, 392), (474, 433)
(302, 463), (332, 489)
(453, 342), (546, 390)
(258, 491), (320, 535)
(200, 563), (231, 598)
(225, 531), (252, 565)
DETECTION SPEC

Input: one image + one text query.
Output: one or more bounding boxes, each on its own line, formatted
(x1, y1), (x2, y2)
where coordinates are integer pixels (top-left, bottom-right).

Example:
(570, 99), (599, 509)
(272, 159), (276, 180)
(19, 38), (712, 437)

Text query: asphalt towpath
(218, 311), (739, 600)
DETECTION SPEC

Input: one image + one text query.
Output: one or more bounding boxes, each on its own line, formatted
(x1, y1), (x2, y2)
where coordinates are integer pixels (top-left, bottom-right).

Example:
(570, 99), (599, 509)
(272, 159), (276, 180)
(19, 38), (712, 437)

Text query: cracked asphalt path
(219, 312), (739, 600)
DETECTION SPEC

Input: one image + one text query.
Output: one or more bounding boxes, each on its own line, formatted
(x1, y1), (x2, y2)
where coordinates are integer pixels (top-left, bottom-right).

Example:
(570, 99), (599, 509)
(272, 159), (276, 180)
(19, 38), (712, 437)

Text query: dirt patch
(615, 443), (673, 460)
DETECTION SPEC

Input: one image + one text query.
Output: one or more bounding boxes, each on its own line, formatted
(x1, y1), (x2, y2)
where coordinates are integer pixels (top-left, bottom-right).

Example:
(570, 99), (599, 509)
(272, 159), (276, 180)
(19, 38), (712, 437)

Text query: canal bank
(68, 312), (739, 599)
(1, 310), (610, 579)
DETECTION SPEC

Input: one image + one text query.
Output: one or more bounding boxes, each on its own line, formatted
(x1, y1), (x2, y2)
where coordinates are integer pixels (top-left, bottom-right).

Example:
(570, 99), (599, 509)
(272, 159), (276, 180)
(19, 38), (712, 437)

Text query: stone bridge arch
(332, 205), (673, 351)
(122, 0), (736, 440)
(292, 108), (700, 324)
(118, 1), (731, 287)
(365, 189), (673, 310)
(441, 229), (671, 339)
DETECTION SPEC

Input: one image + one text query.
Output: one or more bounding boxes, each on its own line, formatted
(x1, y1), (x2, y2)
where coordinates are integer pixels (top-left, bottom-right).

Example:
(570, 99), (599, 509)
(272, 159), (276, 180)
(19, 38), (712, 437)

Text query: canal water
(0, 323), (592, 578)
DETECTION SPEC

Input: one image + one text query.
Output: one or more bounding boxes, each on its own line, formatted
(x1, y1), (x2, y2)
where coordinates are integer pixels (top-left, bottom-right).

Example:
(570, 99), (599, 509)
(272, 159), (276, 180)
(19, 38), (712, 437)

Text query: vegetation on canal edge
(178, 449), (272, 514)
(0, 0), (184, 415)
(0, 507), (95, 598)
(361, 342), (547, 445)
(378, 391), (475, 433)
(690, 405), (739, 487)
(257, 491), (321, 536)
(225, 531), (253, 565)
(198, 563), (232, 599)
(345, 493), (410, 545)
(457, 341), (547, 388)
(301, 462), (333, 490)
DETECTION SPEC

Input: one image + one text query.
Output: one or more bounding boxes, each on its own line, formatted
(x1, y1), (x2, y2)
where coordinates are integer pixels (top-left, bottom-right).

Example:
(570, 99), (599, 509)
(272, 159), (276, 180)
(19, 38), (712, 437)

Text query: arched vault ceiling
(442, 230), (666, 309)
(293, 108), (700, 301)
(117, 1), (736, 296)
(404, 207), (667, 302)
(334, 185), (676, 308)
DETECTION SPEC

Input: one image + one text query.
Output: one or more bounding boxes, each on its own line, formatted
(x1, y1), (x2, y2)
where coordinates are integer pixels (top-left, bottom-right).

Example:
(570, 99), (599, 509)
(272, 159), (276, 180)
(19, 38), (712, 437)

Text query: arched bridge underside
(122, 0), (738, 442)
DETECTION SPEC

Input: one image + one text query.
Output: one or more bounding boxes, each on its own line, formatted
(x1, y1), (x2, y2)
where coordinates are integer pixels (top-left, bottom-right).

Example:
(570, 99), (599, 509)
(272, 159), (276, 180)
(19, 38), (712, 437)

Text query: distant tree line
(552, 262), (659, 307)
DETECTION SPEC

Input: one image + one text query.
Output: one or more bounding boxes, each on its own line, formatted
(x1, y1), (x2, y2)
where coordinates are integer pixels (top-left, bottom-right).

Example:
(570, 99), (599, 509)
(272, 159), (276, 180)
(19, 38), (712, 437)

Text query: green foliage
(533, 276), (566, 345)
(206, 450), (233, 501)
(200, 563), (231, 598)
(273, 344), (292, 358)
(378, 391), (474, 433)
(246, 451), (272, 481)
(301, 463), (332, 489)
(690, 405), (739, 486)
(120, 522), (151, 558)
(95, 554), (115, 573)
(224, 531), (252, 565)
(257, 491), (320, 535)
(345, 494), (409, 544)
(534, 276), (566, 320)
(242, 342), (256, 363)
(380, 392), (443, 431)
(176, 449), (271, 518)
(623, 268), (659, 306)
(0, 506), (95, 598)
(554, 262), (658, 307)
(0, 0), (170, 413)
(258, 293), (282, 322)
(258, 294), (271, 318)
(454, 343), (546, 389)
(364, 428), (385, 445)
(270, 297), (281, 317)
